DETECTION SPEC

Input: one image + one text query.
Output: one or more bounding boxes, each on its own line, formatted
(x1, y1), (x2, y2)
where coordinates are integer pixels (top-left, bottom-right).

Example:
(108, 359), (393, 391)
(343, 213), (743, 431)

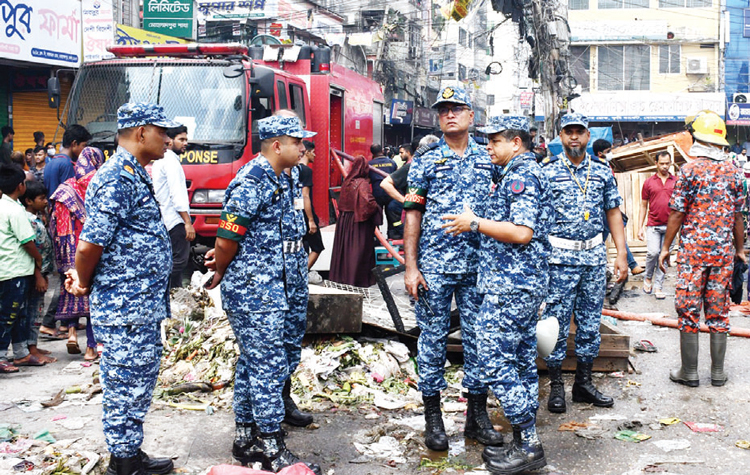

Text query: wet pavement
(2, 269), (750, 474)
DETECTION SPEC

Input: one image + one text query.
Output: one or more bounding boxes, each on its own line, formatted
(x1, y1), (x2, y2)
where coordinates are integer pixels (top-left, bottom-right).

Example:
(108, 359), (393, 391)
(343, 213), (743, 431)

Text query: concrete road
(3, 270), (750, 474)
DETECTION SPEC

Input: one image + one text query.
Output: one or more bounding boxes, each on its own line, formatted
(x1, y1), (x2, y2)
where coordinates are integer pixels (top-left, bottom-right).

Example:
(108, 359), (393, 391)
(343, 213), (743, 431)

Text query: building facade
(566, 0), (725, 141)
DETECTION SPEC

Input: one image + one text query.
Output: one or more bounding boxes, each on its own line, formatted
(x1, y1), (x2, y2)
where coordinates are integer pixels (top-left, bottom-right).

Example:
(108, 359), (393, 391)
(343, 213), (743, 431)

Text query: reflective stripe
(283, 240), (303, 253)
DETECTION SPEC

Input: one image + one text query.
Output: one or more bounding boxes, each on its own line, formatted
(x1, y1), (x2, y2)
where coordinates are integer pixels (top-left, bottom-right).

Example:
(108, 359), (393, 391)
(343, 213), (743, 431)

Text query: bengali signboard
(82, 0), (115, 63)
(196, 0), (279, 20)
(0, 0), (81, 67)
(114, 24), (189, 46)
(390, 100), (413, 125)
(727, 103), (750, 126)
(414, 107), (438, 129)
(143, 0), (194, 38)
(571, 92), (725, 122)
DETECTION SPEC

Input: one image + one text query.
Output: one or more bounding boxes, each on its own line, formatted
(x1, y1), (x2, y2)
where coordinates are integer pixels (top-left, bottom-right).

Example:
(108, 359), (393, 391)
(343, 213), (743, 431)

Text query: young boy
(442, 116), (553, 474)
(22, 180), (55, 363)
(0, 164), (44, 372)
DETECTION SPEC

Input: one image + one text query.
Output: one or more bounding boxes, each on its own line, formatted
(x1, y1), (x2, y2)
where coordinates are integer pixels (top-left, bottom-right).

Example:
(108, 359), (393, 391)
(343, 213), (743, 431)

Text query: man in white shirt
(152, 125), (195, 288)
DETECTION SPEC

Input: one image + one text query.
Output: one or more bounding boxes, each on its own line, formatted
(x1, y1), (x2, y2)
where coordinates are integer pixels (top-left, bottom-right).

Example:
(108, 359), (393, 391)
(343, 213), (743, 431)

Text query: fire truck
(49, 43), (384, 245)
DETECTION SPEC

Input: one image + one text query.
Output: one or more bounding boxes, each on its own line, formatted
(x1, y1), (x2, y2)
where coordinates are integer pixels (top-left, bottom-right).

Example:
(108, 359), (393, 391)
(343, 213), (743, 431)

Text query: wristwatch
(470, 219), (480, 232)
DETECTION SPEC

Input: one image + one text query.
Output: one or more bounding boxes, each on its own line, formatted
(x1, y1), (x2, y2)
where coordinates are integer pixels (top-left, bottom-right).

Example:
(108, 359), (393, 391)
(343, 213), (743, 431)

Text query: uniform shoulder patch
(510, 180), (525, 194)
(592, 155), (609, 166)
(120, 161), (136, 181)
(247, 165), (265, 182)
(414, 142), (440, 158)
(540, 155), (558, 167)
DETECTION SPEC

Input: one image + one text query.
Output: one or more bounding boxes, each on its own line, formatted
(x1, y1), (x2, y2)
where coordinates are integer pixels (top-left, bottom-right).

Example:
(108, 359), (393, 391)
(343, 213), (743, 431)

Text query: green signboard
(144, 0), (194, 39)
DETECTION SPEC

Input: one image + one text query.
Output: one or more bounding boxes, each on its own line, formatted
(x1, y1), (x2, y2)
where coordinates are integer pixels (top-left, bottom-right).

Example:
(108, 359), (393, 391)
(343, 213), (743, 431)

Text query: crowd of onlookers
(0, 125), (99, 373)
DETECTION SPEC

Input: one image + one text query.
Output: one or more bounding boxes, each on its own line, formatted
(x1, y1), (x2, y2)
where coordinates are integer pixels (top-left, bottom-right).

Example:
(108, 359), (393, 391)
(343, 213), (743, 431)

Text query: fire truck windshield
(66, 61), (246, 146)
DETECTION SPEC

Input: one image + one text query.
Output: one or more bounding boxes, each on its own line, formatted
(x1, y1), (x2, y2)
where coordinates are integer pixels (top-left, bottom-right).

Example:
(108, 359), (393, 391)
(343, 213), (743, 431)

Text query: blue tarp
(547, 127), (613, 157)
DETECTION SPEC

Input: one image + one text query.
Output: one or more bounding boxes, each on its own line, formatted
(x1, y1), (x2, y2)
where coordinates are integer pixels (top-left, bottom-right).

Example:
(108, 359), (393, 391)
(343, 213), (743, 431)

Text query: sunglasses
(438, 105), (469, 116)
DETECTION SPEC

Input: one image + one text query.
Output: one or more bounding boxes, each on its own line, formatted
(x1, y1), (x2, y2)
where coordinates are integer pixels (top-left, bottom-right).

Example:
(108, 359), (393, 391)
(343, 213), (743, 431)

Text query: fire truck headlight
(192, 189), (226, 204)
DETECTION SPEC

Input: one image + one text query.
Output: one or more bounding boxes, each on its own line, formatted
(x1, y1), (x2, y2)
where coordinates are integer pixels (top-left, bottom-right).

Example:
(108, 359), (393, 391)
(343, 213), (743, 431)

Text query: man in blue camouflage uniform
(540, 113), (628, 414)
(403, 85), (503, 451)
(65, 102), (178, 475)
(442, 115), (552, 474)
(205, 116), (320, 475)
(280, 143), (315, 428)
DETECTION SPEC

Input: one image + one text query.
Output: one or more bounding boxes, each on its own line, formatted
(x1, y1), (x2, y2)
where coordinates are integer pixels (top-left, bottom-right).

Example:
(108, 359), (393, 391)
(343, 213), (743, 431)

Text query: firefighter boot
(484, 418), (546, 475)
(710, 332), (728, 387)
(546, 366), (566, 413)
(282, 379), (313, 427)
(464, 392), (504, 446)
(139, 451), (173, 475)
(572, 361), (614, 407)
(106, 455), (146, 475)
(232, 422), (263, 466)
(670, 331), (699, 387)
(482, 424), (520, 462)
(257, 431), (321, 474)
(423, 394), (449, 451)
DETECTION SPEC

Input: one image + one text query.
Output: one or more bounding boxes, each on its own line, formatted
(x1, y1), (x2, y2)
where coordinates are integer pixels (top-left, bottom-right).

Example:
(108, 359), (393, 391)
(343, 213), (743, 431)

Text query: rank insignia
(442, 87), (454, 99)
(124, 165), (134, 174)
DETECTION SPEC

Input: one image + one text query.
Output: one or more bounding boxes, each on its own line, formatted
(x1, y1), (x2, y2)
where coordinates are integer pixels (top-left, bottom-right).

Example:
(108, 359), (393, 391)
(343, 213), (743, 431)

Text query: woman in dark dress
(329, 155), (382, 287)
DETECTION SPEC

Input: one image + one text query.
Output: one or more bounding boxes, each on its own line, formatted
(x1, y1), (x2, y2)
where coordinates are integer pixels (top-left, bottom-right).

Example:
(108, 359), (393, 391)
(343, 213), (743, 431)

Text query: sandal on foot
(655, 289), (666, 299)
(0, 361), (20, 373)
(643, 281), (653, 294)
(14, 355), (47, 366)
(67, 341), (81, 355)
(39, 331), (66, 341)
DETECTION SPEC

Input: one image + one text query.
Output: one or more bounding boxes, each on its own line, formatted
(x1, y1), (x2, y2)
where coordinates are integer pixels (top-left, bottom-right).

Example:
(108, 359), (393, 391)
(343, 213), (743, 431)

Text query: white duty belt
(283, 240), (303, 253)
(548, 234), (603, 251)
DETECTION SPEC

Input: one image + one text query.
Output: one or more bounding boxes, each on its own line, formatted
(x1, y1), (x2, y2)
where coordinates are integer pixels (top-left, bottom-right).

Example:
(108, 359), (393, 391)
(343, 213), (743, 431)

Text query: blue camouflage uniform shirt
(404, 137), (493, 274)
(541, 152), (622, 266)
(219, 155), (288, 312)
(80, 146), (172, 326)
(477, 152), (553, 296)
(281, 166), (308, 281)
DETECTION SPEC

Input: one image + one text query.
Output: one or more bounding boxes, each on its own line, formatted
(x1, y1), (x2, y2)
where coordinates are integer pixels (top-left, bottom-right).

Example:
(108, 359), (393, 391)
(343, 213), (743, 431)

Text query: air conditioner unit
(734, 93), (748, 103)
(686, 57), (708, 75)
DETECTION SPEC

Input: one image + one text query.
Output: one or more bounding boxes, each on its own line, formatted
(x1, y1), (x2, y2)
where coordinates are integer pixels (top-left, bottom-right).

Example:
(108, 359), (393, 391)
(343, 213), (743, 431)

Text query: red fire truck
(50, 43), (384, 245)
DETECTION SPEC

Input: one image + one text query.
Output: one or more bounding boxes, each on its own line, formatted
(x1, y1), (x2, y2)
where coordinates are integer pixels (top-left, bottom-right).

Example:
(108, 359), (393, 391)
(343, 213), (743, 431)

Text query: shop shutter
(12, 79), (71, 153)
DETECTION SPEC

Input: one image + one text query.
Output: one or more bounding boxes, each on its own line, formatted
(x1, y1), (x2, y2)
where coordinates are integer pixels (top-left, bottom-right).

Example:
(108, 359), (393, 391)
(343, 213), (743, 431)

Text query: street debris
(614, 430), (651, 443)
(658, 418), (680, 426)
(558, 421), (589, 432)
(574, 425), (607, 440)
(0, 427), (106, 475)
(652, 439), (691, 453)
(683, 421), (723, 433)
(735, 440), (750, 450)
(633, 339), (658, 353)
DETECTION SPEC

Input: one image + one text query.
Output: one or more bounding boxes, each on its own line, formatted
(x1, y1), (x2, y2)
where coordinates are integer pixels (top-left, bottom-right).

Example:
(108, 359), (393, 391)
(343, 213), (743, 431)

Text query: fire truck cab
(52, 43), (384, 245)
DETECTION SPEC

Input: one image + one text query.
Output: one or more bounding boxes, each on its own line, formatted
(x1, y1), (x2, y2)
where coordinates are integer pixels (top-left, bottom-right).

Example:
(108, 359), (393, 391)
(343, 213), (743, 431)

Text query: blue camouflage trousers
(543, 264), (606, 366)
(416, 272), (486, 396)
(478, 291), (542, 425)
(94, 323), (161, 458)
(284, 252), (309, 378)
(227, 308), (287, 433)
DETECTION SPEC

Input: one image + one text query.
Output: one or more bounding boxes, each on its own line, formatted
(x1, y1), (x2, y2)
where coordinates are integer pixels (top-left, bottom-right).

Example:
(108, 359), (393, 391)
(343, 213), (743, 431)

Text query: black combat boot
(257, 431), (321, 474)
(547, 366), (566, 413)
(282, 379), (314, 427)
(232, 422), (263, 466)
(139, 451), (173, 474)
(710, 332), (728, 387)
(572, 361), (614, 407)
(106, 454), (146, 475)
(484, 418), (546, 474)
(482, 424), (520, 462)
(464, 392), (504, 446)
(422, 394), (449, 451)
(669, 332), (699, 387)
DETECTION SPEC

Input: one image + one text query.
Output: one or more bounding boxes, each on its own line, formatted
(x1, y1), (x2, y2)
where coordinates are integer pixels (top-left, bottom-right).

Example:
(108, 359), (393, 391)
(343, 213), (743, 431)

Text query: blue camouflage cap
(258, 116), (317, 140)
(431, 85), (472, 109)
(477, 115), (530, 135)
(117, 102), (181, 130)
(560, 112), (589, 129)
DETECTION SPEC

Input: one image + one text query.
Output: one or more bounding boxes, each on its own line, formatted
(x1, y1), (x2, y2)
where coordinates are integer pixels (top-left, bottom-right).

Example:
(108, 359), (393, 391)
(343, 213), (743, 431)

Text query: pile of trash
(0, 424), (104, 475)
(157, 274), (459, 415)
